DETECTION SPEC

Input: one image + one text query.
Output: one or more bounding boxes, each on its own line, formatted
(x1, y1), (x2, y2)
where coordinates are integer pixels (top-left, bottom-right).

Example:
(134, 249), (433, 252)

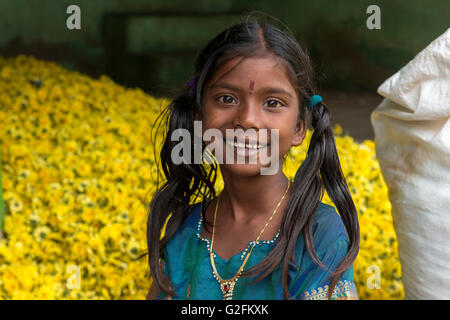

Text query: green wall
(0, 0), (448, 95)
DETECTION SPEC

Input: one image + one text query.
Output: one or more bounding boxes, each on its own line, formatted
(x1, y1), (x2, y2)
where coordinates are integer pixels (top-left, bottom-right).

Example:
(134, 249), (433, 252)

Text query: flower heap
(0, 55), (403, 299)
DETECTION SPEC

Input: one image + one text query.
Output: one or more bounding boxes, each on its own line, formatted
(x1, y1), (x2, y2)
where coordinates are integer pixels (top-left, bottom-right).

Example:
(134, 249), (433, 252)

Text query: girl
(146, 18), (359, 300)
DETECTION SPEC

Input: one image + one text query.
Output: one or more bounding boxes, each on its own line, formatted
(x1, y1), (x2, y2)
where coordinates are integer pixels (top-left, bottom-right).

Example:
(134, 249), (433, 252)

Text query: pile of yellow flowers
(0, 55), (403, 299)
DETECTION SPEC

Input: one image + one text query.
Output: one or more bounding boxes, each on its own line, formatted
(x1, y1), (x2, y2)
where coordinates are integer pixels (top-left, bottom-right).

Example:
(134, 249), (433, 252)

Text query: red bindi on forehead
(249, 80), (255, 93)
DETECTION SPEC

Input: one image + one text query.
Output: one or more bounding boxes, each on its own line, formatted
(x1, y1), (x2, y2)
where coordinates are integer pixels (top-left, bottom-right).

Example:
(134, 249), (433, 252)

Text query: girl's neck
(218, 169), (292, 225)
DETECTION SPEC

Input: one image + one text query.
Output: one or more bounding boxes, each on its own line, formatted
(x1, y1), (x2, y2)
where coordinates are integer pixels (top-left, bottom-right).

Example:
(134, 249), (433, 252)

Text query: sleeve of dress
(289, 205), (358, 300)
(295, 240), (358, 300)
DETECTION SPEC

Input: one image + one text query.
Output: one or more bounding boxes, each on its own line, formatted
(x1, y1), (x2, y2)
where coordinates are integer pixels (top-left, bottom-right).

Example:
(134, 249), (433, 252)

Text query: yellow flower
(333, 123), (343, 136)
(65, 140), (79, 153)
(100, 223), (125, 244)
(82, 208), (96, 223)
(76, 161), (92, 177)
(88, 235), (103, 252)
(33, 226), (51, 242)
(35, 284), (56, 300)
(74, 232), (89, 243)
(1, 175), (13, 191)
(71, 242), (88, 261)
(126, 238), (141, 259)
(9, 197), (24, 214)
(0, 243), (13, 262)
(12, 291), (36, 300)
(2, 271), (20, 293)
(9, 144), (30, 162)
(0, 65), (13, 78)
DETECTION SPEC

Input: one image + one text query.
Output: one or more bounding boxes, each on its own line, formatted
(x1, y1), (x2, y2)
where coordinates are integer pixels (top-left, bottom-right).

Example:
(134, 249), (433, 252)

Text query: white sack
(371, 28), (450, 299)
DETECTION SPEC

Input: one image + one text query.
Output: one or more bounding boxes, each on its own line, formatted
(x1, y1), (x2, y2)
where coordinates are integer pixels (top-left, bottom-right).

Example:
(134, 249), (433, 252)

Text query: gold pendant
(219, 279), (237, 300)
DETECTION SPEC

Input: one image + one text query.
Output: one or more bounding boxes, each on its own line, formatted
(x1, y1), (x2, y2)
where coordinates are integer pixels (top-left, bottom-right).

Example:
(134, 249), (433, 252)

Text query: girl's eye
(264, 99), (285, 108)
(217, 95), (237, 105)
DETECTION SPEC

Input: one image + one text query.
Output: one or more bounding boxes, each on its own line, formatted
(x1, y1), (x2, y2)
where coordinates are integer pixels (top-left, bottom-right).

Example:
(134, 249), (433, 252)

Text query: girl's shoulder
(298, 202), (350, 262)
(313, 202), (348, 242)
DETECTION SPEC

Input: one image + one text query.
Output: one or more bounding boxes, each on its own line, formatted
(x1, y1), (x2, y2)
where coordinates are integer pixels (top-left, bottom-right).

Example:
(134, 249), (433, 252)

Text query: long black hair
(147, 14), (359, 300)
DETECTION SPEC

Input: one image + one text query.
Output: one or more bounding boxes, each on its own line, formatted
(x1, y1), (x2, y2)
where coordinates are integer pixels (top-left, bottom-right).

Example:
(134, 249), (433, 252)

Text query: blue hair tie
(308, 95), (323, 110)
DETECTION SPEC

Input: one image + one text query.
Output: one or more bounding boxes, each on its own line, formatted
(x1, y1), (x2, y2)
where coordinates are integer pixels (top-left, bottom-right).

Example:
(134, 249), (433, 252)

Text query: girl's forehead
(206, 55), (295, 91)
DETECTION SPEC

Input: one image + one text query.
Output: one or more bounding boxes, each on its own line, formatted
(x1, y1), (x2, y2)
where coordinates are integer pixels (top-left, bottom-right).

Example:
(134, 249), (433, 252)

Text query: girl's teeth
(227, 140), (265, 149)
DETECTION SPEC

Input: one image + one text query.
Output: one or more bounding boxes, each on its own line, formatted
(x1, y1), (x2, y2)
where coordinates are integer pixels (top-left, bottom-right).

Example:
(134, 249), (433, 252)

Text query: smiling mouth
(224, 137), (269, 150)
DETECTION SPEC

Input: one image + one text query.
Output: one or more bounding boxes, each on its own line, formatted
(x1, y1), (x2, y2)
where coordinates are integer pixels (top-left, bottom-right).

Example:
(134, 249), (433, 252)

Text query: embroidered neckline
(195, 199), (280, 261)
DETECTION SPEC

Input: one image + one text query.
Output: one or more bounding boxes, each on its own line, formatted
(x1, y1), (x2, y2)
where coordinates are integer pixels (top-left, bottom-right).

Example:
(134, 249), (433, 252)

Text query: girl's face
(197, 54), (307, 176)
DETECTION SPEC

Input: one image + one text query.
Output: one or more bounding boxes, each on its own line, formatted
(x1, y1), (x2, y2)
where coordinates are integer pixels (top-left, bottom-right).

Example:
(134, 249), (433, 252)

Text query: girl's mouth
(225, 139), (268, 149)
(224, 138), (269, 158)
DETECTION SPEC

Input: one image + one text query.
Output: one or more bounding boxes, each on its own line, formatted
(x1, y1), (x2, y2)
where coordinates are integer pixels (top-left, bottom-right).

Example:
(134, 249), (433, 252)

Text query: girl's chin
(219, 158), (281, 176)
(220, 162), (267, 177)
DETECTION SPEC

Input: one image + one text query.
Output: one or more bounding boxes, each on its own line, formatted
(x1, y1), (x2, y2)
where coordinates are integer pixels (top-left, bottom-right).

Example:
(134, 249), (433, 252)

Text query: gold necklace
(209, 180), (291, 300)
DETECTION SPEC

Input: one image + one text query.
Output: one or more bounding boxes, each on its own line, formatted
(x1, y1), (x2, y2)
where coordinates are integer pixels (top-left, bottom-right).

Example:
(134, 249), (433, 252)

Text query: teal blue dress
(157, 200), (358, 300)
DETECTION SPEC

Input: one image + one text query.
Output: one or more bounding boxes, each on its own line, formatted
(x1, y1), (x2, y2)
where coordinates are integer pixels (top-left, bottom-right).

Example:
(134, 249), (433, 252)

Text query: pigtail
(306, 100), (360, 299)
(146, 80), (218, 297)
(244, 97), (359, 300)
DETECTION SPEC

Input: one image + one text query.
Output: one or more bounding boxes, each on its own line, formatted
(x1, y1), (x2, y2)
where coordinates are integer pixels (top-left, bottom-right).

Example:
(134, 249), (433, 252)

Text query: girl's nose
(232, 98), (263, 130)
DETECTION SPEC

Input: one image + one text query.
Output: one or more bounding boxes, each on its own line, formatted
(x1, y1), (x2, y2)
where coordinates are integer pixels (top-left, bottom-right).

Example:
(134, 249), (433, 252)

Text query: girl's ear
(291, 119), (307, 147)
